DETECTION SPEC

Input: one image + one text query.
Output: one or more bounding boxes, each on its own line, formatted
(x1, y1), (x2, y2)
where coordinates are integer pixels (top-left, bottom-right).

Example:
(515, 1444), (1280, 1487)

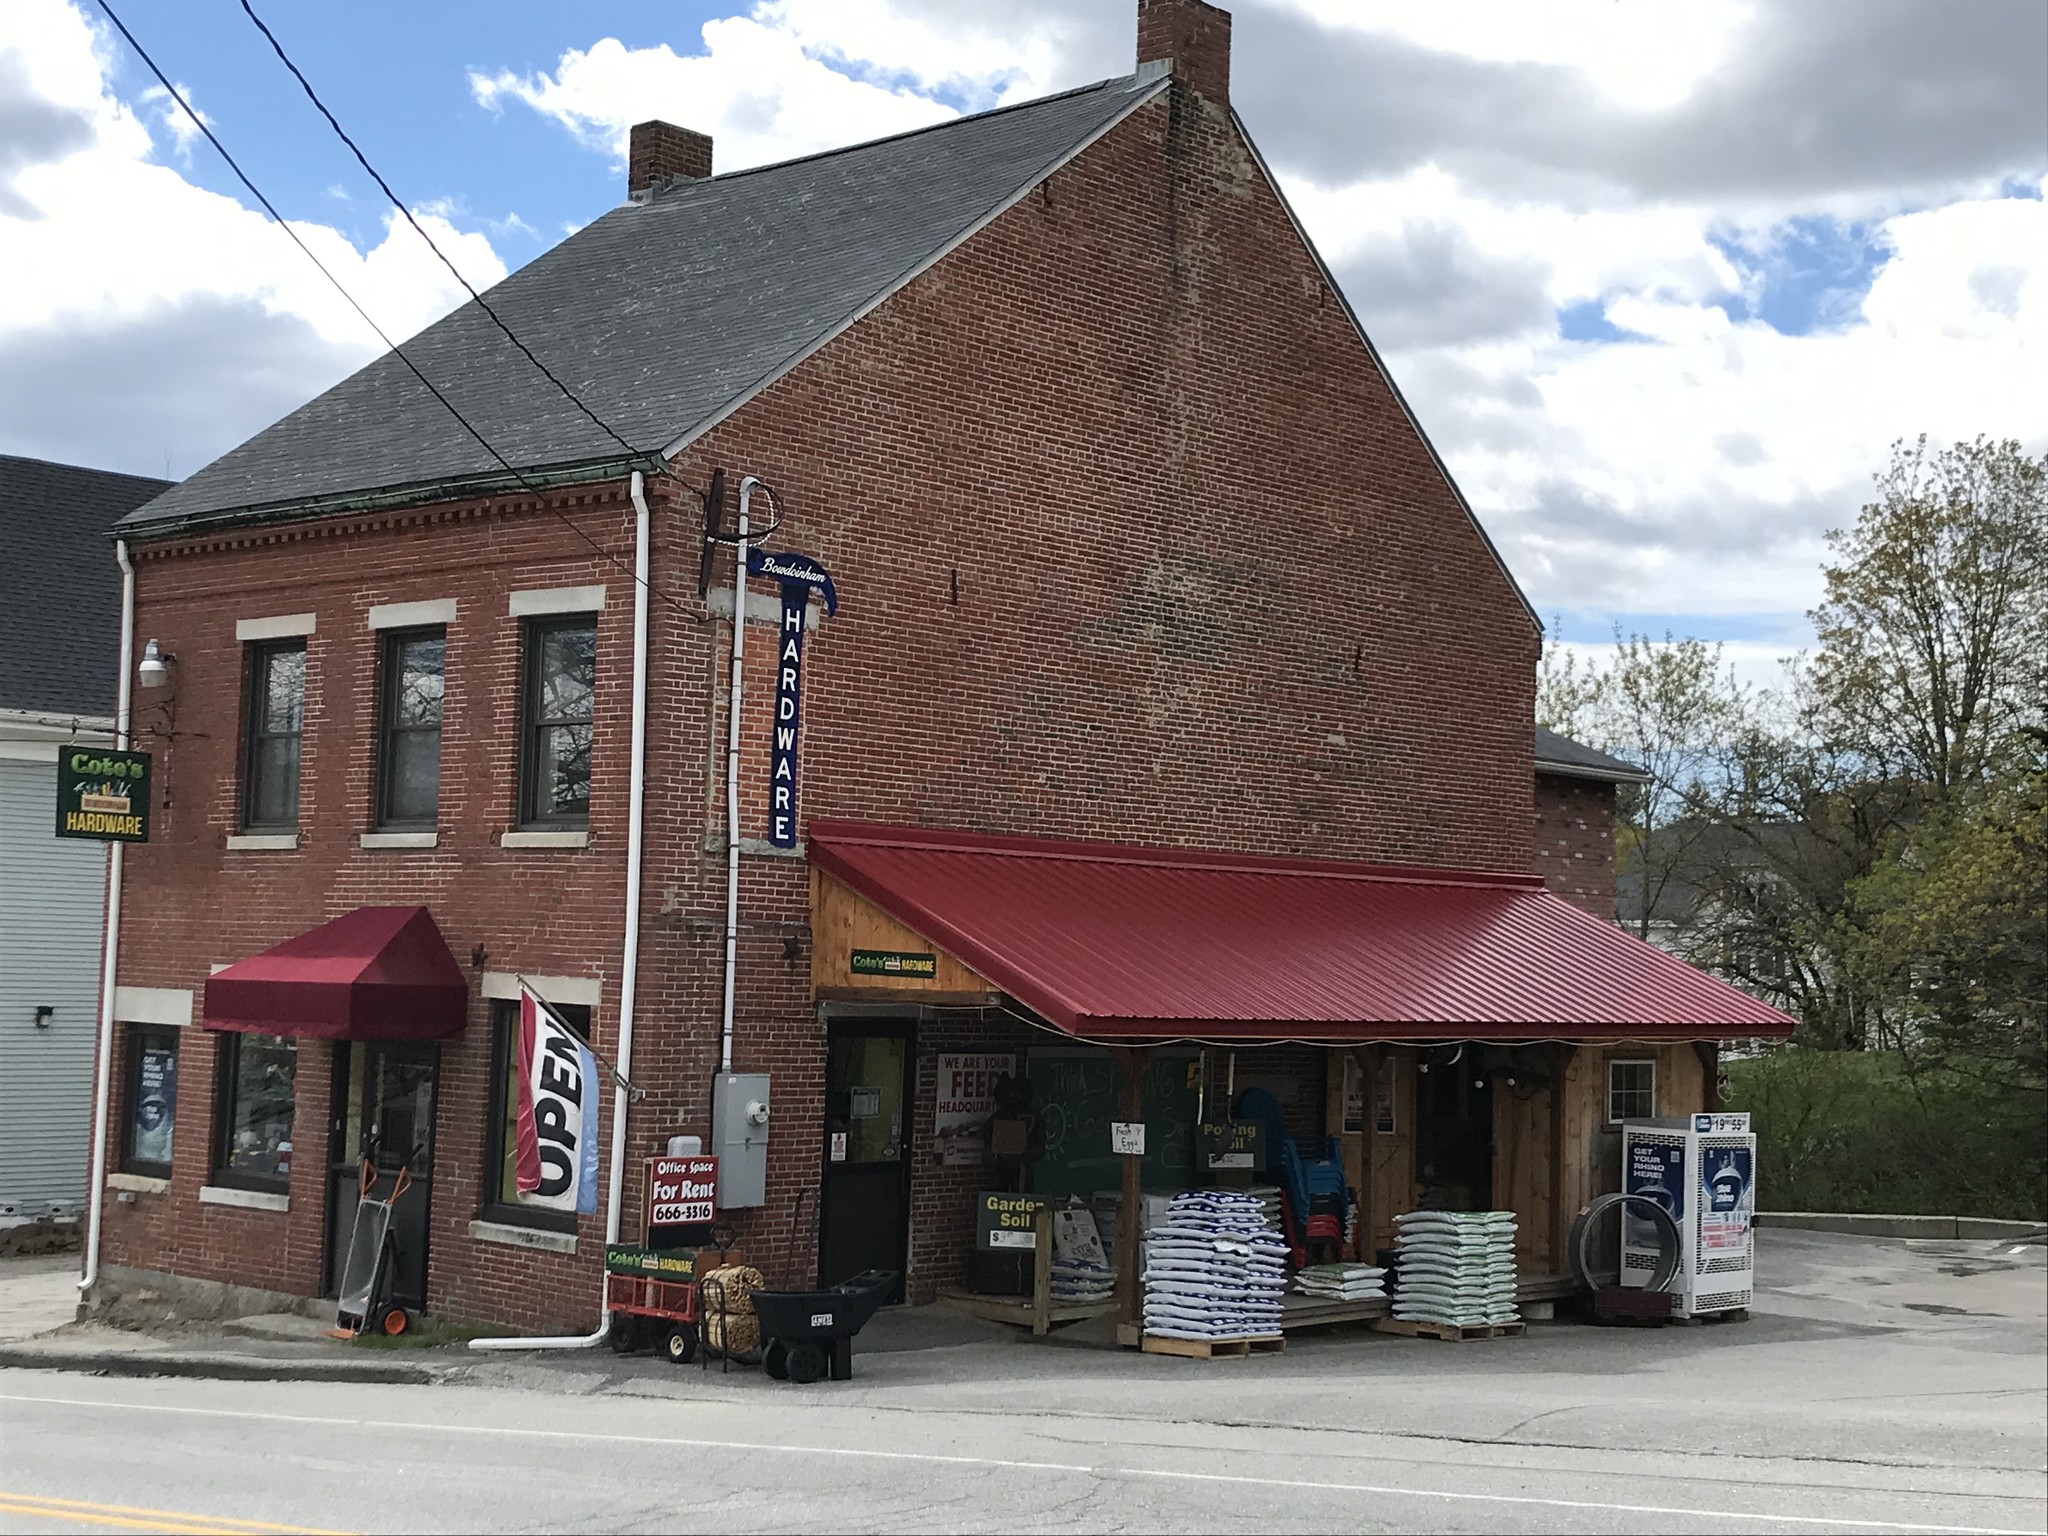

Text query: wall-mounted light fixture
(33, 1006), (54, 1030)
(137, 638), (175, 689)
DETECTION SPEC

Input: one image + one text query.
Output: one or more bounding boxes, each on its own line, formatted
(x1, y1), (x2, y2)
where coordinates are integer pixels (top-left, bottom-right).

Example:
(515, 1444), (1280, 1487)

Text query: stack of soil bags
(1292, 1261), (1387, 1301)
(699, 1263), (765, 1355)
(1391, 1211), (1519, 1328)
(1141, 1190), (1288, 1341)
(1050, 1205), (1114, 1303)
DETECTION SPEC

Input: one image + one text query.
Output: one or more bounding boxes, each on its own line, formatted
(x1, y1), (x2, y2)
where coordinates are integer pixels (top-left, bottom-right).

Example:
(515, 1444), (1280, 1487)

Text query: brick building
(83, 0), (1787, 1338)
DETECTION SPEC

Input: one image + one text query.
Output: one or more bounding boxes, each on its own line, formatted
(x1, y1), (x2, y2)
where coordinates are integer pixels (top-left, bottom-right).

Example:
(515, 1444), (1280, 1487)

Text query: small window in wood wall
(1607, 1058), (1656, 1123)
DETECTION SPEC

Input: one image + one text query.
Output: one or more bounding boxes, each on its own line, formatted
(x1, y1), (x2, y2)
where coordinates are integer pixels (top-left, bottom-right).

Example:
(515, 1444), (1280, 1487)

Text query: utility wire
(90, 0), (710, 625)
(235, 0), (653, 469)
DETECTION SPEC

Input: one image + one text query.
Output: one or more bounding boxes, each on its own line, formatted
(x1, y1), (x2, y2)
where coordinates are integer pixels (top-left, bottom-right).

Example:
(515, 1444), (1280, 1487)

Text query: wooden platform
(936, 1287), (1114, 1334)
(1140, 1333), (1286, 1359)
(1278, 1292), (1391, 1332)
(1371, 1317), (1524, 1342)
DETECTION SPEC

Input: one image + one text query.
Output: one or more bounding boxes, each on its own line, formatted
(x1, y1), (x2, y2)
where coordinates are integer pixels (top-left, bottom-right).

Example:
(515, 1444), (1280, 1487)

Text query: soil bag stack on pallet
(1141, 1190), (1288, 1343)
(1050, 1204), (1115, 1304)
(1293, 1262), (1387, 1302)
(1391, 1211), (1519, 1329)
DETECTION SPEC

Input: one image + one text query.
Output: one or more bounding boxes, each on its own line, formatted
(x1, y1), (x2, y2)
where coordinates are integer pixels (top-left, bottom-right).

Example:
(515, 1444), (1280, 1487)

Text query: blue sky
(5, 0), (2045, 681)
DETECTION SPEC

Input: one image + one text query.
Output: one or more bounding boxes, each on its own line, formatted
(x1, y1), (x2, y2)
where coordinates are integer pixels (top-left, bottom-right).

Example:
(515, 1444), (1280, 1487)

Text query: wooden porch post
(1113, 1045), (1149, 1347)
(1548, 1042), (1577, 1275)
(1693, 1040), (1721, 1111)
(1350, 1045), (1380, 1261)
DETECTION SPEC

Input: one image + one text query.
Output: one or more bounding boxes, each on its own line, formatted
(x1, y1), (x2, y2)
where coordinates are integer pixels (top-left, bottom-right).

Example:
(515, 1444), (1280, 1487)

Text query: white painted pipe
(79, 539), (135, 1297)
(719, 478), (758, 1076)
(473, 471), (652, 1353)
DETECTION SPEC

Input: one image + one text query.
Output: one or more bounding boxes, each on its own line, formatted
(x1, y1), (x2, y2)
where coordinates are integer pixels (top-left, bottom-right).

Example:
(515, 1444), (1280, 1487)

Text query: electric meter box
(711, 1072), (771, 1209)
(1620, 1112), (1757, 1317)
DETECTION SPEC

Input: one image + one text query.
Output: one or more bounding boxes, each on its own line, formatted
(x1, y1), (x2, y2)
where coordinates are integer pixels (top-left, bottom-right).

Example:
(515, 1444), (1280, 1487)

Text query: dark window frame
(211, 1030), (298, 1192)
(239, 638), (306, 831)
(1607, 1057), (1657, 1124)
(374, 626), (446, 830)
(120, 1023), (178, 1178)
(481, 1000), (585, 1233)
(517, 614), (597, 830)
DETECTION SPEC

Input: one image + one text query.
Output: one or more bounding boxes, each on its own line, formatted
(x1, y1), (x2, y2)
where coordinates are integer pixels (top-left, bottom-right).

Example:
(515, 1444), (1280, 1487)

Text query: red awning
(808, 822), (1797, 1042)
(204, 906), (469, 1041)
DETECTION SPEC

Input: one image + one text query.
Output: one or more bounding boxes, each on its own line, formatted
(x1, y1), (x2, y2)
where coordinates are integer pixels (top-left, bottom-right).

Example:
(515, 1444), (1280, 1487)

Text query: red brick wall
(1532, 772), (1618, 919)
(100, 88), (1540, 1328)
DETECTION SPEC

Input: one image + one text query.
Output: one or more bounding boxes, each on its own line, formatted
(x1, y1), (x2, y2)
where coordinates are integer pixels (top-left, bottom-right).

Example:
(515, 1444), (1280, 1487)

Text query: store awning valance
(807, 822), (1797, 1043)
(203, 905), (469, 1041)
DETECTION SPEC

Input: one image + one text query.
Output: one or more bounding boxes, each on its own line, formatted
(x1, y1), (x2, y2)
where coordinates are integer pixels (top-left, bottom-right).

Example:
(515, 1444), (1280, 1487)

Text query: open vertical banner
(514, 986), (602, 1215)
(745, 550), (837, 848)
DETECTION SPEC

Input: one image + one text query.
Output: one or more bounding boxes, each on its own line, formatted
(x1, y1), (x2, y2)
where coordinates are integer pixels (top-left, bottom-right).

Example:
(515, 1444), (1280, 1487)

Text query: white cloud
(0, 0), (502, 477)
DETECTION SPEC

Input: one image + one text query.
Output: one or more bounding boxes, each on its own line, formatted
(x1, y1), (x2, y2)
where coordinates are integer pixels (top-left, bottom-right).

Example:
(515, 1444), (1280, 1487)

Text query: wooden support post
(1548, 1042), (1577, 1275)
(1350, 1045), (1379, 1261)
(1112, 1045), (1148, 1347)
(1031, 1205), (1054, 1336)
(1693, 1040), (1721, 1112)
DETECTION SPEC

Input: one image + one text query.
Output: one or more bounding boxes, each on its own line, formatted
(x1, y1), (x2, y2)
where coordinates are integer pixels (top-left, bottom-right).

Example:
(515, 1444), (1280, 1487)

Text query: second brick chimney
(1137, 0), (1232, 107)
(628, 120), (714, 199)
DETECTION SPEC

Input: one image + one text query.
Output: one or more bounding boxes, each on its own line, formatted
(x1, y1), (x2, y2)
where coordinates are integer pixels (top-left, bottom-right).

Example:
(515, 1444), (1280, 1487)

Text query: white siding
(0, 756), (107, 1216)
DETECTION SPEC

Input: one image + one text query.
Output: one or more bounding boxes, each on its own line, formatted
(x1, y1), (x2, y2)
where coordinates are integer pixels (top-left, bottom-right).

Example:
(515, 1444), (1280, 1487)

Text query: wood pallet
(1278, 1293), (1391, 1332)
(1140, 1333), (1286, 1360)
(1371, 1317), (1524, 1342)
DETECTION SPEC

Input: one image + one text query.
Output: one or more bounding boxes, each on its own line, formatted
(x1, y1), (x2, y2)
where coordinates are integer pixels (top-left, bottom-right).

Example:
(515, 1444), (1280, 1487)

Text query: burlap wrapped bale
(700, 1264), (765, 1355)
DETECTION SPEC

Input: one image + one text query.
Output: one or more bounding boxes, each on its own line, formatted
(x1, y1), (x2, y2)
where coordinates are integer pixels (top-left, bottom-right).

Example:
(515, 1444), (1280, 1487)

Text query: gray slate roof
(1534, 726), (1648, 783)
(1, 455), (173, 716)
(121, 72), (1166, 535)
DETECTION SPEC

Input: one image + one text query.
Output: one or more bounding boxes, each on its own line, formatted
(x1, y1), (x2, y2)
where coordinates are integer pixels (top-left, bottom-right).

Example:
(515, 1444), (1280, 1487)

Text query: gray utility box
(711, 1072), (771, 1209)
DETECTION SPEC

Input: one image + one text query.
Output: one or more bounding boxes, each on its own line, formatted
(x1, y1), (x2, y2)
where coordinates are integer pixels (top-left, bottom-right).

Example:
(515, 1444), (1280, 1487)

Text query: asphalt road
(2, 1230), (2042, 1534)
(0, 1365), (2041, 1536)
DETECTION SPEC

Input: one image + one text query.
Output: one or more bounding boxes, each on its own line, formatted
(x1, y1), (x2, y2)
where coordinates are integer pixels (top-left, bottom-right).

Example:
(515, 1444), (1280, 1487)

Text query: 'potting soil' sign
(55, 748), (151, 842)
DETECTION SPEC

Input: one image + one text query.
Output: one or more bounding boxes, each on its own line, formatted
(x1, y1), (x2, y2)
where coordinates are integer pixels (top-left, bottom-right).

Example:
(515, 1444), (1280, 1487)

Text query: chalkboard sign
(1026, 1049), (1197, 1202)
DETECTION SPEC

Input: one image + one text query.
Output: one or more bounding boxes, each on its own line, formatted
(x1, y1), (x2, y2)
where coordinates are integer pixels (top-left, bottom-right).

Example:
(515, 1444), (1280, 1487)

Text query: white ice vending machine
(1621, 1112), (1757, 1317)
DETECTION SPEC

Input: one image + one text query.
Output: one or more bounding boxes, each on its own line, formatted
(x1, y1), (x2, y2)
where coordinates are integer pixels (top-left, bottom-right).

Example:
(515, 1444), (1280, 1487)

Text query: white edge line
(0, 1392), (2034, 1536)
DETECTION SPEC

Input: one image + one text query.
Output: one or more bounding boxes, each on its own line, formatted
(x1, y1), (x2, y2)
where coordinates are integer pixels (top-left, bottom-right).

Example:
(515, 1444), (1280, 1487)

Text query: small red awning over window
(807, 822), (1797, 1042)
(203, 905), (469, 1041)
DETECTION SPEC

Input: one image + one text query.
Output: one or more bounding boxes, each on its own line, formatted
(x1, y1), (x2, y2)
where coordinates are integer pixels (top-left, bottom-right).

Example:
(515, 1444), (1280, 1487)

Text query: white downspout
(719, 477), (758, 1074)
(79, 540), (136, 1299)
(473, 470), (652, 1352)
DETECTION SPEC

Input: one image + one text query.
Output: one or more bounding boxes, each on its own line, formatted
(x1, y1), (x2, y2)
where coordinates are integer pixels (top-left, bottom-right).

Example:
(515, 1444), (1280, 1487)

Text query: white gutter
(472, 470), (653, 1353)
(79, 540), (136, 1298)
(718, 477), (759, 1075)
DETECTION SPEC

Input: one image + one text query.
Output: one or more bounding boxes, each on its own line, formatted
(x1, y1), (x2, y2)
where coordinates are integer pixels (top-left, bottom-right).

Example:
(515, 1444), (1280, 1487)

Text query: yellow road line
(0, 1493), (347, 1535)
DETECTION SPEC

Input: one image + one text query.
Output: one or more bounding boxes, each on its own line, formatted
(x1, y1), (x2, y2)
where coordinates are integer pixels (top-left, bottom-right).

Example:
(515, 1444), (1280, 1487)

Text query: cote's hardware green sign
(975, 1191), (1047, 1251)
(603, 1243), (696, 1279)
(851, 949), (937, 980)
(55, 748), (151, 843)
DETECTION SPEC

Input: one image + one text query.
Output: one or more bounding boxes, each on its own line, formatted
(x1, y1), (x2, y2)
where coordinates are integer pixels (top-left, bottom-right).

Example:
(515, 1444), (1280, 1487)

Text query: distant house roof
(1534, 726), (1649, 784)
(119, 72), (1170, 537)
(0, 455), (173, 718)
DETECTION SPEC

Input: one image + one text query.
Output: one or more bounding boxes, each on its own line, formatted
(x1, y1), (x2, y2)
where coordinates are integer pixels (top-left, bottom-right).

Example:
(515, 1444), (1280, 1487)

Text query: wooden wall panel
(809, 870), (996, 1001)
(1493, 1075), (1555, 1271)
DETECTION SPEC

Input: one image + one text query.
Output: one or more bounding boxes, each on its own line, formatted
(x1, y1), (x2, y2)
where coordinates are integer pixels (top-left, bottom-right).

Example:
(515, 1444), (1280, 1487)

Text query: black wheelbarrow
(750, 1269), (897, 1384)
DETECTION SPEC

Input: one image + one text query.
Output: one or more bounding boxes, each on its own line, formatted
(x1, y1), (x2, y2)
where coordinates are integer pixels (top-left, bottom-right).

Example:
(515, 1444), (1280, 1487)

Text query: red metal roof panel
(808, 822), (1797, 1041)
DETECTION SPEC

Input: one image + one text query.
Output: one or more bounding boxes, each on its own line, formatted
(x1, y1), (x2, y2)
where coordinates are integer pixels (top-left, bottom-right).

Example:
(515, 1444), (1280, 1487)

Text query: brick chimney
(628, 120), (713, 199)
(1137, 0), (1232, 106)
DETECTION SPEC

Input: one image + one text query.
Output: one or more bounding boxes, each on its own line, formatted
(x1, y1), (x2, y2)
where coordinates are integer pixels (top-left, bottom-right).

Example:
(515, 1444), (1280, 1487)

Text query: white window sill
(199, 1184), (289, 1212)
(499, 829), (589, 850)
(226, 833), (299, 851)
(469, 1219), (577, 1255)
(107, 1172), (170, 1195)
(360, 831), (438, 850)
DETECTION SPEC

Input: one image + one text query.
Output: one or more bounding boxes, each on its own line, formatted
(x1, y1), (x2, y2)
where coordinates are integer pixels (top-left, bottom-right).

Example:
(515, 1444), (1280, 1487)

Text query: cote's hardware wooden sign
(850, 949), (937, 979)
(55, 748), (150, 842)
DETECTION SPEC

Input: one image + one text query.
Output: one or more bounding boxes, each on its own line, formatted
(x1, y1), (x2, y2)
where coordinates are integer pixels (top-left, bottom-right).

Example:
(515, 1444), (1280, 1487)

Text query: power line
(90, 0), (710, 625)
(234, 0), (652, 470)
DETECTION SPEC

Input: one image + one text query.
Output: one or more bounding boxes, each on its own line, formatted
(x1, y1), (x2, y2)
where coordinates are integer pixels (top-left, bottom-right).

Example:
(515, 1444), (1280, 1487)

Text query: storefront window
(1608, 1058), (1656, 1123)
(122, 1025), (178, 1176)
(483, 1000), (586, 1231)
(214, 1032), (297, 1189)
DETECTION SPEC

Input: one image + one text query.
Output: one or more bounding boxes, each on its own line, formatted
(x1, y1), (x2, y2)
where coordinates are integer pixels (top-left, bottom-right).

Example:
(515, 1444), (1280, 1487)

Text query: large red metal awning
(203, 905), (469, 1041)
(807, 822), (1796, 1042)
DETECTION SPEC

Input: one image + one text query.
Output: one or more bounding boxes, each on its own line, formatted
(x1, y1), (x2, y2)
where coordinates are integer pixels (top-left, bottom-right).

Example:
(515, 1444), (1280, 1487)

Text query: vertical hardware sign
(745, 550), (837, 849)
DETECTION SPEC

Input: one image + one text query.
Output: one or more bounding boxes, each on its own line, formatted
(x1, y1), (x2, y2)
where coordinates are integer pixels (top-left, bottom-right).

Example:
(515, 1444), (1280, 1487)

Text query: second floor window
(241, 641), (305, 830)
(377, 628), (444, 827)
(520, 616), (596, 827)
